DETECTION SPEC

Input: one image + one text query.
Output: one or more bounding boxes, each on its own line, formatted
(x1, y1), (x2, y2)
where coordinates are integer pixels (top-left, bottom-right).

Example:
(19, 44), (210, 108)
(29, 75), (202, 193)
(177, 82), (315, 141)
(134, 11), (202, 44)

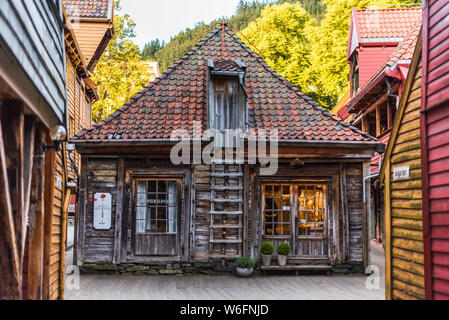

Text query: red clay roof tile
(355, 7), (422, 40)
(74, 25), (375, 143)
(63, 0), (112, 19)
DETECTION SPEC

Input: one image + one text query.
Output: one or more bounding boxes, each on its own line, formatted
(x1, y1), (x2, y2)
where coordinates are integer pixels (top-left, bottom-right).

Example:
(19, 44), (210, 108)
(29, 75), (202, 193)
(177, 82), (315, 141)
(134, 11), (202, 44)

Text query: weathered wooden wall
(422, 0), (449, 300)
(76, 156), (367, 271)
(385, 50), (424, 300)
(0, 0), (66, 129)
(79, 159), (118, 263)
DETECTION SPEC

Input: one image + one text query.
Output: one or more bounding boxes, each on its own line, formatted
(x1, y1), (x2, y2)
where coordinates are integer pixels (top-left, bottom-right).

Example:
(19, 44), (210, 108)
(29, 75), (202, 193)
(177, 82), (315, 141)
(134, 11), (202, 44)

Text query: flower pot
(262, 254), (272, 266)
(236, 267), (254, 277)
(277, 255), (288, 266)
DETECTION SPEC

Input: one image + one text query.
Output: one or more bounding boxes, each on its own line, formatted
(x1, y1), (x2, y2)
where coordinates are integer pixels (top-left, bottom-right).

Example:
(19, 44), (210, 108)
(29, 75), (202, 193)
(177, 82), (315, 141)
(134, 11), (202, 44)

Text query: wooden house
(381, 0), (449, 300)
(0, 0), (113, 300)
(343, 8), (422, 243)
(63, 0), (114, 71)
(0, 0), (67, 300)
(72, 23), (383, 275)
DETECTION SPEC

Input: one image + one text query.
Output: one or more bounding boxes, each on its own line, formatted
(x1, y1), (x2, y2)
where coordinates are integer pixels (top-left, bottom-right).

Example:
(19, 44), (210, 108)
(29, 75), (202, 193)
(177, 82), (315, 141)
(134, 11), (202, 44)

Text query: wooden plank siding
(71, 21), (111, 68)
(382, 32), (425, 300)
(422, 0), (449, 300)
(0, 0), (66, 128)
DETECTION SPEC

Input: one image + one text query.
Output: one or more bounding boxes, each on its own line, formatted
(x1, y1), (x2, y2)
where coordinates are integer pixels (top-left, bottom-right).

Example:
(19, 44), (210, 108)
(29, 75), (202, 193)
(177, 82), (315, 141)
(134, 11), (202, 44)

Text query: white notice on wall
(393, 166), (410, 181)
(94, 193), (112, 230)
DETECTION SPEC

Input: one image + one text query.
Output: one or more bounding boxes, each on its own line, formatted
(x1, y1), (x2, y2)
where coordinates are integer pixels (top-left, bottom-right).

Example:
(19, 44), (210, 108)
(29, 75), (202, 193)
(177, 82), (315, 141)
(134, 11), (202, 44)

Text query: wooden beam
(0, 103), (21, 299)
(27, 125), (45, 300)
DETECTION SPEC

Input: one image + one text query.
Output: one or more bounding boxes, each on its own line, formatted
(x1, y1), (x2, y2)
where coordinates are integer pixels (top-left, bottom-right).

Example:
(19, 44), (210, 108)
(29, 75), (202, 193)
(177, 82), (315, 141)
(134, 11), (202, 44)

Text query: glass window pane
(136, 180), (178, 234)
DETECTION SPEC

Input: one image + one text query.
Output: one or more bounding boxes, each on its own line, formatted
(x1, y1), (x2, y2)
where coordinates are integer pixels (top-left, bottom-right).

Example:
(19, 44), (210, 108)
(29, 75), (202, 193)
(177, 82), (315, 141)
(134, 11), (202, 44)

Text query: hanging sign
(93, 193), (112, 230)
(393, 166), (410, 181)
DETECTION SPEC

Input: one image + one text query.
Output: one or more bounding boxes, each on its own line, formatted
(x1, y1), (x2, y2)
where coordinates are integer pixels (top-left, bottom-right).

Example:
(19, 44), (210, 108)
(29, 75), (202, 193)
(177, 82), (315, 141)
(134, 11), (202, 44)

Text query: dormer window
(208, 59), (247, 132)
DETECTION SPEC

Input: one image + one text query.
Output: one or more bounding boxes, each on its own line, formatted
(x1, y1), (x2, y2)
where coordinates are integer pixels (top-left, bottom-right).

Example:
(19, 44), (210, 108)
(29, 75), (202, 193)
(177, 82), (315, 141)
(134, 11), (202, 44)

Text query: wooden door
(133, 178), (182, 256)
(261, 182), (328, 258)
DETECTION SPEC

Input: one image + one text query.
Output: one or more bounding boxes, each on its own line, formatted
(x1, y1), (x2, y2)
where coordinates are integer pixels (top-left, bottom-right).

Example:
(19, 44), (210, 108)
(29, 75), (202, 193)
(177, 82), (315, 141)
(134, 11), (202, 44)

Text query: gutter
(73, 138), (381, 149)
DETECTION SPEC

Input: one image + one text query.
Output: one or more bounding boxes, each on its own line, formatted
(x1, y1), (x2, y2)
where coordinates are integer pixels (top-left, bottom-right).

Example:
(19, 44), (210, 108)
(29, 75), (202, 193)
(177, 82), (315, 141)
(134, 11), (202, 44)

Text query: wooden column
(42, 134), (56, 300)
(75, 157), (88, 266)
(387, 99), (393, 130)
(113, 159), (125, 264)
(27, 124), (45, 300)
(384, 161), (392, 300)
(0, 102), (21, 299)
(376, 104), (381, 137)
(339, 164), (349, 263)
(59, 188), (71, 300)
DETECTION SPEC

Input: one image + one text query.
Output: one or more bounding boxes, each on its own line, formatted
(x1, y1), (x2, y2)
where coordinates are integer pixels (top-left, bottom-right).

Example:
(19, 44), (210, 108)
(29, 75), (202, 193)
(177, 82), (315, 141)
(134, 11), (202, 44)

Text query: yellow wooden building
(380, 30), (425, 300)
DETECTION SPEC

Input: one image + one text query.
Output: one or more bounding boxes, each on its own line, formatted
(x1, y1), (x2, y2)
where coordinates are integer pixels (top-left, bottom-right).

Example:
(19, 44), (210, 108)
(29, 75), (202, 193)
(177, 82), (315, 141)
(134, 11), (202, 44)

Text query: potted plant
(261, 241), (275, 266)
(235, 256), (256, 277)
(277, 242), (291, 266)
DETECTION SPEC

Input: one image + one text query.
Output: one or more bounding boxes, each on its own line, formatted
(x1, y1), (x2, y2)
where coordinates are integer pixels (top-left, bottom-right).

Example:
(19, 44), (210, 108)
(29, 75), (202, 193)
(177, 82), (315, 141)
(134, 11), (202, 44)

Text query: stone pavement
(64, 241), (385, 300)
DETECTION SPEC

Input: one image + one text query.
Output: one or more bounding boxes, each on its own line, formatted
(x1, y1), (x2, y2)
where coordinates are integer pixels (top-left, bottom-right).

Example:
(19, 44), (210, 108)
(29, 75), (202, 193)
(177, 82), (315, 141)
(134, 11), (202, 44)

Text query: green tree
(91, 1), (149, 122)
(307, 0), (422, 108)
(141, 39), (165, 60)
(242, 3), (316, 99)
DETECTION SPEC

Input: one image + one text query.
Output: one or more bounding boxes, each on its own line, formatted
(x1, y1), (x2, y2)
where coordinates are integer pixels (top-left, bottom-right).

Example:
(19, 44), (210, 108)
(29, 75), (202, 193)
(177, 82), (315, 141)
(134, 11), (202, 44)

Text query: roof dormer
(207, 58), (248, 132)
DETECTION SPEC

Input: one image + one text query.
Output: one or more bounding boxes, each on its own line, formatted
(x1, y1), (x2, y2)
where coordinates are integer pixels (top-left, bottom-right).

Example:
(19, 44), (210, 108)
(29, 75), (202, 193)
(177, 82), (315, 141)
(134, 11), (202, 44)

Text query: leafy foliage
(306, 0), (421, 108)
(152, 0), (325, 73)
(91, 0), (149, 123)
(261, 241), (275, 255)
(242, 3), (315, 100)
(235, 256), (256, 268)
(277, 242), (291, 255)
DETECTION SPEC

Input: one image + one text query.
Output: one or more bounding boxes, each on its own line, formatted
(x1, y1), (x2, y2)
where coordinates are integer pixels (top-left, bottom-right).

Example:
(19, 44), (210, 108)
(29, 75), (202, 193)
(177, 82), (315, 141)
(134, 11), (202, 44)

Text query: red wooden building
(339, 7), (422, 244)
(421, 0), (449, 300)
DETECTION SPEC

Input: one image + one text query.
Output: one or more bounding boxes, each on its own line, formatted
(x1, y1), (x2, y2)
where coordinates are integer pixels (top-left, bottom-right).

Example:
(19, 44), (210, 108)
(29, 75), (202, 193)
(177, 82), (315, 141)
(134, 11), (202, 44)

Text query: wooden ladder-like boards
(209, 161), (244, 260)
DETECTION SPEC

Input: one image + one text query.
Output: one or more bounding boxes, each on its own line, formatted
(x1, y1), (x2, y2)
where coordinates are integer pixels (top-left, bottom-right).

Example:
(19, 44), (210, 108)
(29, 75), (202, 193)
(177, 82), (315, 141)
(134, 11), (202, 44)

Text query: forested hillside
(148, 0), (326, 72)
(145, 0), (419, 109)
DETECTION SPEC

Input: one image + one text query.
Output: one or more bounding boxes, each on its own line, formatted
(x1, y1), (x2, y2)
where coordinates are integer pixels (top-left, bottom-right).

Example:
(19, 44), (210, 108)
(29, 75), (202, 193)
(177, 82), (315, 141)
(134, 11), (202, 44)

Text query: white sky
(120, 0), (243, 49)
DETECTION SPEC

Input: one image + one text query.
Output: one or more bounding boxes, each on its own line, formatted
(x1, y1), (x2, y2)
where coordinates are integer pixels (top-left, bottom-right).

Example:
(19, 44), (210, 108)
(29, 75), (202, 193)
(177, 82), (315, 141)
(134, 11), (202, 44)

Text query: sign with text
(94, 193), (112, 230)
(393, 166), (410, 181)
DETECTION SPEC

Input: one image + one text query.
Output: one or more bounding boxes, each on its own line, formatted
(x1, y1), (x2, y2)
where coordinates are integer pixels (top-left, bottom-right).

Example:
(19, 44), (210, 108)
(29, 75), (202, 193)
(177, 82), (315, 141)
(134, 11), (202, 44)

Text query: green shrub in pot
(261, 241), (274, 266)
(277, 242), (291, 266)
(235, 256), (255, 277)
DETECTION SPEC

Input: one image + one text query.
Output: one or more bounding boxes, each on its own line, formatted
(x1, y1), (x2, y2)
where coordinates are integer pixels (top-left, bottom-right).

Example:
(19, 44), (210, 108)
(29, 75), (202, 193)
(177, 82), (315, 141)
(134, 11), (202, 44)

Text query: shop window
(263, 184), (291, 236)
(136, 180), (178, 234)
(297, 185), (325, 236)
(262, 183), (327, 238)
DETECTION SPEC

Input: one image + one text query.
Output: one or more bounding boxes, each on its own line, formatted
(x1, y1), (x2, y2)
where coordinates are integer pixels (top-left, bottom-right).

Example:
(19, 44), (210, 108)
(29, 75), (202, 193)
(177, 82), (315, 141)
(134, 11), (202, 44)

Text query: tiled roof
(213, 59), (243, 72)
(355, 7), (422, 41)
(63, 0), (112, 18)
(74, 25), (376, 143)
(347, 20), (422, 111)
